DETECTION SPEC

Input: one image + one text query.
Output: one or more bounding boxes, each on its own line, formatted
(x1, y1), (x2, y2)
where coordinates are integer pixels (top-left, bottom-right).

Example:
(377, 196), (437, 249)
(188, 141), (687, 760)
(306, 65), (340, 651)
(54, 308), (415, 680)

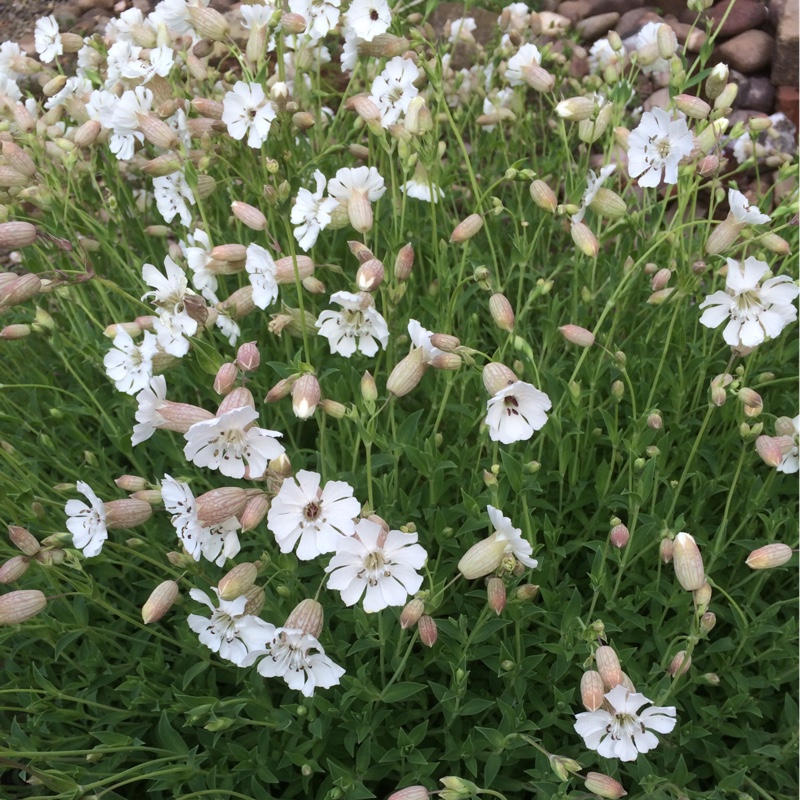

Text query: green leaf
(380, 682), (427, 703)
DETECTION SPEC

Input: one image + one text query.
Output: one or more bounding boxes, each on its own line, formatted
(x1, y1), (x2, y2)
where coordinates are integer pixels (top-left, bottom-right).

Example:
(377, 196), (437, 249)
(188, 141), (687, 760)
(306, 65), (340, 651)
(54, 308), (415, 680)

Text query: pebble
(663, 16), (707, 53)
(557, 1), (591, 23)
(643, 87), (671, 112)
(706, 0), (768, 38)
(772, 0), (799, 87)
(716, 30), (773, 74)
(616, 9), (663, 40)
(735, 76), (776, 114)
(576, 12), (619, 41)
(776, 85), (799, 128)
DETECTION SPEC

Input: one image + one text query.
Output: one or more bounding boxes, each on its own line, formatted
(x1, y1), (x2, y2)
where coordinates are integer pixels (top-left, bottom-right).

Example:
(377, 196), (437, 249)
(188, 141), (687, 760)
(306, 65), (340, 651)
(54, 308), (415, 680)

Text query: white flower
(162, 475), (241, 565)
(0, 41), (27, 81)
(481, 88), (514, 131)
(345, 0), (391, 42)
(340, 23), (361, 72)
(588, 37), (619, 74)
(215, 312), (241, 346)
(488, 505), (538, 568)
(369, 56), (419, 128)
(572, 164), (616, 224)
(188, 588), (266, 665)
(316, 290), (389, 357)
(634, 21), (670, 75)
(180, 229), (217, 301)
(505, 43), (541, 86)
(291, 170), (338, 251)
(153, 171), (195, 227)
(448, 17), (476, 42)
(401, 178), (445, 203)
(499, 3), (530, 31)
(327, 166), (386, 203)
(728, 187), (770, 225)
(326, 518), (427, 612)
(290, 0), (340, 40)
(132, 375), (168, 446)
(120, 44), (174, 84)
(222, 82), (276, 148)
(0, 74), (22, 103)
(627, 108), (693, 188)
(245, 243), (279, 309)
(86, 89), (118, 128)
(245, 627), (345, 696)
(268, 470), (360, 560)
(44, 76), (92, 111)
(66, 481), (107, 557)
(407, 319), (443, 364)
(35, 16), (62, 63)
(142, 255), (198, 324)
(109, 85), (153, 160)
(160, 0), (210, 37)
(574, 684), (677, 761)
(776, 416), (800, 474)
(485, 380), (551, 444)
(184, 406), (284, 479)
(699, 257), (799, 348)
(104, 329), (158, 395)
(241, 3), (276, 29)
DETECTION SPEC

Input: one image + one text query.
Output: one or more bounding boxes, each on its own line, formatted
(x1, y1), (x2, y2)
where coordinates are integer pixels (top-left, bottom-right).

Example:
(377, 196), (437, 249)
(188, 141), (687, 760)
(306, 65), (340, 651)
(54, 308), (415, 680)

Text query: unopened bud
(458, 533), (508, 580)
(657, 23), (677, 59)
(660, 537), (674, 564)
(589, 187), (627, 218)
(667, 650), (691, 677)
(559, 324), (594, 347)
(585, 772), (627, 799)
(361, 371), (378, 403)
(430, 353), (462, 370)
(430, 333), (460, 351)
(610, 523), (629, 548)
(387, 348), (427, 397)
(292, 373), (320, 419)
(265, 376), (297, 403)
(482, 362), (517, 395)
(705, 63), (728, 99)
(673, 94), (710, 120)
(103, 499), (152, 529)
(142, 580), (179, 624)
(673, 531), (705, 591)
(713, 83), (737, 112)
(418, 615), (437, 646)
(529, 180), (557, 212)
(400, 598), (425, 629)
(236, 341), (260, 372)
(489, 293), (515, 332)
(285, 598), (323, 638)
(0, 324), (31, 339)
(356, 258), (385, 292)
(218, 562), (258, 601)
(705, 218), (742, 255)
(386, 786), (430, 800)
(394, 243), (414, 280)
(486, 576), (506, 615)
(555, 96), (596, 122)
(611, 380), (624, 402)
(114, 475), (148, 492)
(571, 222), (599, 258)
(595, 645), (622, 690)
(757, 232), (791, 255)
(137, 113), (178, 149)
(9, 526), (40, 556)
(240, 493), (269, 532)
(243, 585), (265, 616)
(319, 399), (347, 418)
(755, 435), (785, 468)
(514, 584), (539, 601)
(745, 543), (793, 570)
(450, 213), (484, 243)
(651, 268), (672, 291)
(580, 670), (605, 711)
(214, 362), (238, 395)
(0, 555), (29, 584)
(404, 96), (433, 135)
(700, 611), (716, 633)
(2, 142), (36, 178)
(0, 589), (46, 625)
(231, 201), (267, 231)
(348, 191), (373, 233)
(187, 6), (230, 40)
(0, 273), (41, 307)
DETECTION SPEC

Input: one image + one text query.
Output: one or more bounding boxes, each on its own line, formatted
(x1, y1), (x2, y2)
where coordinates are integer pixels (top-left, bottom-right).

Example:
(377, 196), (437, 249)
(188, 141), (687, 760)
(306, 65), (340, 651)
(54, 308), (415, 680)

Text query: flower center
(654, 137), (672, 158)
(503, 395), (520, 416)
(364, 551), (385, 571)
(303, 501), (321, 522)
(733, 288), (765, 319)
(370, 8), (379, 20)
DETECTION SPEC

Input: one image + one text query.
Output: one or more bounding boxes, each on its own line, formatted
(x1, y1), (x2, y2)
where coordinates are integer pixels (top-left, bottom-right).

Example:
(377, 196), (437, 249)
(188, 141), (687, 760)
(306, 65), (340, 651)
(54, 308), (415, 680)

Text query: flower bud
(218, 562), (258, 601)
(214, 361), (238, 395)
(571, 222), (599, 258)
(522, 63), (554, 92)
(9, 526), (39, 556)
(486, 576), (506, 615)
(142, 580), (179, 624)
(418, 615), (438, 647)
(0, 273), (42, 306)
(559, 324), (594, 347)
(673, 94), (710, 120)
(130, 489), (163, 505)
(265, 376), (297, 403)
(673, 532), (705, 591)
(400, 598), (425, 629)
(754, 436), (785, 468)
(103, 499), (152, 529)
(196, 487), (248, 526)
(141, 152), (182, 177)
(555, 96), (596, 121)
(693, 581), (712, 614)
(387, 348), (427, 397)
(217, 386), (255, 416)
(236, 341), (260, 372)
(697, 154), (719, 176)
(745, 543), (793, 570)
(651, 268), (672, 291)
(320, 399), (347, 418)
(589, 188), (627, 218)
(356, 258), (385, 292)
(361, 371), (378, 402)
(580, 670), (605, 711)
(348, 191), (374, 233)
(0, 589), (46, 625)
(657, 23), (677, 59)
(579, 103), (612, 143)
(667, 650), (691, 677)
(404, 96), (433, 135)
(700, 611), (716, 633)
(114, 475), (148, 492)
(430, 333), (460, 351)
(187, 6), (230, 39)
(757, 232), (791, 255)
(610, 523), (629, 548)
(394, 243), (414, 281)
(387, 786), (429, 800)
(231, 201), (267, 231)
(482, 362), (516, 395)
(595, 645), (622, 690)
(705, 63), (728, 99)
(611, 380), (624, 402)
(2, 142), (36, 178)
(489, 293), (515, 332)
(0, 555), (29, 584)
(284, 598), (324, 638)
(713, 83), (737, 111)
(705, 218), (742, 255)
(0, 222), (37, 248)
(660, 537), (674, 564)
(450, 213), (484, 243)
(529, 180), (557, 212)
(430, 353), (462, 370)
(458, 533), (508, 580)
(292, 373), (320, 419)
(585, 772), (627, 799)
(240, 493), (269, 532)
(275, 255), (315, 284)
(513, 584), (539, 601)
(695, 117), (728, 155)
(702, 672), (720, 685)
(137, 113), (178, 149)
(1, 324), (31, 339)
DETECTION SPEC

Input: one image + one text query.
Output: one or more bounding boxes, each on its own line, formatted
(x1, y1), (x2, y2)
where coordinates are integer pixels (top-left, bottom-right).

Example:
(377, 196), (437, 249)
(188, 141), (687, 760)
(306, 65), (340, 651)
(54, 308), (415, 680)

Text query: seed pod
(673, 532), (705, 591)
(284, 598), (324, 638)
(418, 615), (438, 647)
(195, 487), (248, 526)
(595, 645), (622, 690)
(580, 670), (605, 711)
(0, 555), (30, 584)
(458, 533), (508, 580)
(218, 562), (258, 601)
(585, 772), (627, 799)
(240, 494), (269, 532)
(486, 576), (506, 615)
(0, 589), (46, 625)
(142, 580), (179, 624)
(450, 213), (483, 243)
(104, 499), (152, 529)
(745, 543), (793, 570)
(667, 650), (691, 677)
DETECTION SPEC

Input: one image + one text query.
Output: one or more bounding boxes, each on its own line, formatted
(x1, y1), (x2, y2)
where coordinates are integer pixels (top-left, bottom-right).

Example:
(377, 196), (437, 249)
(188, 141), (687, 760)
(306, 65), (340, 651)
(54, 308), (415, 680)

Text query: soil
(0, 0), (58, 45)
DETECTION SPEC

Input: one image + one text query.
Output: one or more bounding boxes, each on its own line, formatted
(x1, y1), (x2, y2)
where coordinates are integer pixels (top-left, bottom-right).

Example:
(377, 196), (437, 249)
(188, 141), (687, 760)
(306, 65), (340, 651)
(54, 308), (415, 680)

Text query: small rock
(776, 85), (799, 128)
(772, 0), (799, 87)
(77, 0), (113, 10)
(716, 30), (773, 74)
(558, 0), (591, 23)
(576, 12), (619, 41)
(53, 2), (81, 30)
(707, 0), (768, 38)
(663, 16), (707, 52)
(616, 9), (663, 40)
(586, 0), (645, 14)
(644, 87), (671, 112)
(769, 0), (787, 28)
(735, 76), (776, 114)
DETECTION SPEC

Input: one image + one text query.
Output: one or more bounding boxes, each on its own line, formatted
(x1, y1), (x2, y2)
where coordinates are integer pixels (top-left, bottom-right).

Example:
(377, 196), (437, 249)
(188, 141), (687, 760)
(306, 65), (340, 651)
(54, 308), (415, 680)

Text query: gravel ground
(0, 0), (57, 45)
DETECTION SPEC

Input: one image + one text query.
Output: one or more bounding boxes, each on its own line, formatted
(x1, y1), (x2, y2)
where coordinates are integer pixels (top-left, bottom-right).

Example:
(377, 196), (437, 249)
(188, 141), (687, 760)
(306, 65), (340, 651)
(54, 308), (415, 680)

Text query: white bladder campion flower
(505, 43), (542, 86)
(485, 381), (552, 444)
(574, 684), (677, 761)
(222, 82), (276, 148)
(104, 329), (158, 396)
(153, 171), (195, 228)
(627, 108), (693, 188)
(184, 406), (284, 479)
(34, 16), (63, 63)
(728, 187), (771, 225)
(777, 416), (800, 474)
(369, 56), (420, 128)
(316, 291), (389, 357)
(325, 518), (427, 612)
(407, 319), (444, 364)
(699, 257), (799, 348)
(291, 170), (338, 252)
(572, 164), (616, 225)
(290, 0), (340, 40)
(66, 482), (108, 558)
(267, 470), (360, 560)
(487, 505), (537, 568)
(187, 588), (266, 666)
(244, 627), (345, 697)
(245, 243), (279, 308)
(346, 0), (391, 42)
